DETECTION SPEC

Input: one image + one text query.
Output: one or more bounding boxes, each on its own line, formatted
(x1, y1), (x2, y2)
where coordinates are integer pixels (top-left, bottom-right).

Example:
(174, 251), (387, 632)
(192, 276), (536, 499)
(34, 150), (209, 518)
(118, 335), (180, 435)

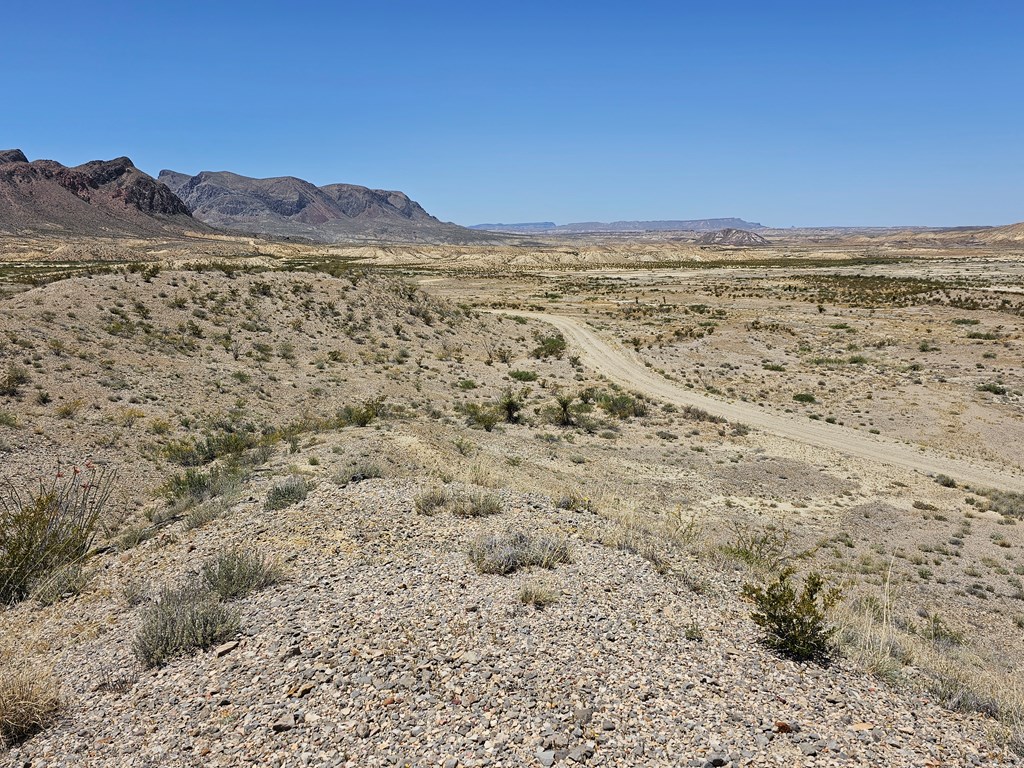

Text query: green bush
(531, 333), (567, 359)
(0, 465), (113, 605)
(597, 391), (648, 419)
(497, 387), (528, 423)
(792, 393), (816, 403)
(201, 547), (282, 601)
(509, 370), (538, 382)
(742, 567), (840, 663)
(133, 581), (239, 668)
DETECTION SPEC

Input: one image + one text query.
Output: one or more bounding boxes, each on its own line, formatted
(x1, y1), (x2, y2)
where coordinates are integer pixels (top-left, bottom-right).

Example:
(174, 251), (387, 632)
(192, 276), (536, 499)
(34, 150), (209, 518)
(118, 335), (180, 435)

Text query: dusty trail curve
(510, 311), (1024, 493)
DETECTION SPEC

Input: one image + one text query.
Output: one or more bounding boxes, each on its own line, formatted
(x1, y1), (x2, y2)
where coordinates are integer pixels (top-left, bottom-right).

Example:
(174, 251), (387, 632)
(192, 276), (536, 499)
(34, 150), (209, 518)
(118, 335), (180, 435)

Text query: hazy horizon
(5, 1), (1023, 228)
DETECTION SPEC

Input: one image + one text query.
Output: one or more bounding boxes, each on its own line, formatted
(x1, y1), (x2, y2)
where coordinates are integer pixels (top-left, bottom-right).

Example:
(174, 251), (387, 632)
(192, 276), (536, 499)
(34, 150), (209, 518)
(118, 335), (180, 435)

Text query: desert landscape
(1, 140), (1023, 766)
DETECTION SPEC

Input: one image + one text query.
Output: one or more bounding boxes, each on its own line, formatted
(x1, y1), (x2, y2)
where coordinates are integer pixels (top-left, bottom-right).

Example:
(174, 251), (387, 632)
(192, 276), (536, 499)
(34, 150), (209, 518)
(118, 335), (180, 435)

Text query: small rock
(214, 641), (239, 657)
(272, 713), (295, 733)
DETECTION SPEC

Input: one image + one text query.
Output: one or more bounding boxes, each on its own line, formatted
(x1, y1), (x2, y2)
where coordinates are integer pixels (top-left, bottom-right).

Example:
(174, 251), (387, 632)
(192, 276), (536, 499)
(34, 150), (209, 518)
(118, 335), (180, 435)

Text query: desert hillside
(0, 258), (1022, 765)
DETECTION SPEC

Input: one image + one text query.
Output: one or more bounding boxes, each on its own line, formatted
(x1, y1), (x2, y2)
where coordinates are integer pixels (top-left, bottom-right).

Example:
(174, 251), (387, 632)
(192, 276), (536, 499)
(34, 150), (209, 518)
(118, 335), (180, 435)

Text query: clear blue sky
(5, 1), (1022, 227)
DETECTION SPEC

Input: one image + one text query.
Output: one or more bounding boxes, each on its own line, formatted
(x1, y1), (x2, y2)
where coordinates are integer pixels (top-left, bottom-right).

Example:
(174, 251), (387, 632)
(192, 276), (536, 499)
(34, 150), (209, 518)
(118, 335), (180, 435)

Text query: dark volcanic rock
(160, 169), (494, 244)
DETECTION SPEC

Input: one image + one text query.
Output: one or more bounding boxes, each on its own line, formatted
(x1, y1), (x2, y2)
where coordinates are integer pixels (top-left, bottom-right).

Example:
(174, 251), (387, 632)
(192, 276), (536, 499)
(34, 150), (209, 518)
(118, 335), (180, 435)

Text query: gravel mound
(7, 480), (1017, 767)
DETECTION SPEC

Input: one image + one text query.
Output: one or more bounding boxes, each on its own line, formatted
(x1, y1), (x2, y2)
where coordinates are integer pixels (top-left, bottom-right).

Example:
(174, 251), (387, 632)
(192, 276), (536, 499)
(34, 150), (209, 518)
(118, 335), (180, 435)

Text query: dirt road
(517, 311), (1024, 493)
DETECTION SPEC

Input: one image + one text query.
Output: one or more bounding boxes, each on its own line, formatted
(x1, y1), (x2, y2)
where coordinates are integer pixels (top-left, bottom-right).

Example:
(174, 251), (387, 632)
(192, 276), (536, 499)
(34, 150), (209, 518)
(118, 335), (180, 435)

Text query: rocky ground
(6, 476), (1018, 767)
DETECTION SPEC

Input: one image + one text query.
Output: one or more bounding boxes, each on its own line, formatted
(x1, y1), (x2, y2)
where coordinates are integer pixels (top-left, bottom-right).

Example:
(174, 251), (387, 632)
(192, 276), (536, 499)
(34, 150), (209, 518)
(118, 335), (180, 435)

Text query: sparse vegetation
(742, 567), (840, 663)
(468, 530), (571, 575)
(264, 475), (309, 510)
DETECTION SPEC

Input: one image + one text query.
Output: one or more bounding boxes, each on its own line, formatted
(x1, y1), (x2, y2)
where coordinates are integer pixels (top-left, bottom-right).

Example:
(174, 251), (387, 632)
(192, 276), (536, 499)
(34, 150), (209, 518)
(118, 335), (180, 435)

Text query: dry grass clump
(836, 577), (1024, 755)
(451, 492), (502, 518)
(0, 655), (61, 746)
(333, 462), (383, 487)
(414, 487), (450, 516)
(519, 579), (560, 608)
(469, 530), (571, 575)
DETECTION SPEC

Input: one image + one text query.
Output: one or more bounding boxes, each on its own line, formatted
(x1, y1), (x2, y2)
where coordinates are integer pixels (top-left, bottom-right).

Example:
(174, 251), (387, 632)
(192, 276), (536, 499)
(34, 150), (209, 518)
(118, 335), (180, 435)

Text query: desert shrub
(0, 465), (113, 605)
(531, 333), (567, 359)
(133, 581), (239, 668)
(333, 462), (384, 486)
(265, 475), (309, 510)
(934, 474), (957, 488)
(742, 567), (840, 663)
(161, 464), (245, 507)
(337, 396), (386, 427)
(519, 580), (559, 607)
(975, 488), (1024, 520)
(720, 522), (793, 571)
(497, 387), (528, 423)
(597, 392), (648, 419)
(977, 382), (1007, 395)
(463, 403), (501, 432)
(792, 393), (816, 403)
(0, 656), (61, 746)
(452, 492), (502, 518)
(162, 430), (259, 467)
(680, 405), (726, 424)
(509, 370), (538, 382)
(0, 365), (29, 397)
(415, 487), (450, 516)
(201, 547), (282, 601)
(468, 530), (571, 575)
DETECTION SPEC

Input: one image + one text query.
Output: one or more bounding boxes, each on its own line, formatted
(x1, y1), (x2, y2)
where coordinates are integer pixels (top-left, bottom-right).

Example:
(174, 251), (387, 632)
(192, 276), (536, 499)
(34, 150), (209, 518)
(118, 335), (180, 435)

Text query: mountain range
(158, 169), (493, 244)
(0, 150), (202, 237)
(469, 218), (766, 233)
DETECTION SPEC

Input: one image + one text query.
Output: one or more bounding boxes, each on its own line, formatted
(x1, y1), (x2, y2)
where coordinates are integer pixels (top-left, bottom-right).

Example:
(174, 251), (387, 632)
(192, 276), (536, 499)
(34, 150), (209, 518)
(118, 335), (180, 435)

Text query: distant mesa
(695, 228), (769, 246)
(0, 149), (200, 237)
(470, 218), (766, 234)
(160, 169), (495, 244)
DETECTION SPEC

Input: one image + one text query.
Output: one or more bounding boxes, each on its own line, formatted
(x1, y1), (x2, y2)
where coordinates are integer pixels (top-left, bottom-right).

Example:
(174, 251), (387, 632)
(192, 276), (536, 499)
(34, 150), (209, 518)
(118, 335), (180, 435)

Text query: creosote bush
(469, 530), (571, 575)
(742, 567), (840, 663)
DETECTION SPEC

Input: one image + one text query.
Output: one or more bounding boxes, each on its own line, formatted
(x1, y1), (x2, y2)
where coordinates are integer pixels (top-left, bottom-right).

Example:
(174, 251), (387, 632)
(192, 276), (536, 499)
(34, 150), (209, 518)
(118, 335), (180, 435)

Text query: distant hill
(695, 228), (769, 246)
(470, 218), (765, 234)
(0, 150), (203, 237)
(160, 170), (494, 244)
(974, 222), (1024, 243)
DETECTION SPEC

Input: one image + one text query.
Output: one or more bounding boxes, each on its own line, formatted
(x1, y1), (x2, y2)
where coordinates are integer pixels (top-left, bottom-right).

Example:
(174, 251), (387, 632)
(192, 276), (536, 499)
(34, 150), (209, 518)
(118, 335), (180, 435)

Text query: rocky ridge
(0, 150), (200, 237)
(159, 170), (496, 245)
